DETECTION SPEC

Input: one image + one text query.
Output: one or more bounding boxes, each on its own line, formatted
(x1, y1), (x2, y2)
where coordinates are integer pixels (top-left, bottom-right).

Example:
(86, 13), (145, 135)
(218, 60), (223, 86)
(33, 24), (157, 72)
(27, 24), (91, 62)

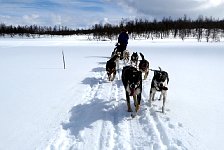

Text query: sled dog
(138, 52), (149, 80)
(106, 54), (119, 81)
(111, 45), (121, 59)
(122, 66), (142, 113)
(149, 67), (169, 113)
(123, 50), (130, 64)
(130, 52), (138, 68)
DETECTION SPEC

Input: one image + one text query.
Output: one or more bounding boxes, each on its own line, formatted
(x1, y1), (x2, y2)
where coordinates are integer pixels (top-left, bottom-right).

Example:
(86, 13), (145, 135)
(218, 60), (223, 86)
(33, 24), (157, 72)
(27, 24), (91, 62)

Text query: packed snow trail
(46, 60), (194, 150)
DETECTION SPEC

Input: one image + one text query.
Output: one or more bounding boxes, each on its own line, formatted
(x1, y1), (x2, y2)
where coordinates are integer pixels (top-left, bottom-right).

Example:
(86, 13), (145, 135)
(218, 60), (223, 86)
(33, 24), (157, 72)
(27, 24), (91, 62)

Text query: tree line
(1, 16), (224, 42)
(90, 16), (224, 42)
(0, 24), (75, 38)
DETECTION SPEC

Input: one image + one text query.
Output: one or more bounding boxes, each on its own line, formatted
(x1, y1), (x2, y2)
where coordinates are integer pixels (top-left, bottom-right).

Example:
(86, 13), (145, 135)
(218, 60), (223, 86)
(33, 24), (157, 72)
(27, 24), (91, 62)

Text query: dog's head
(131, 52), (138, 61)
(123, 50), (130, 56)
(139, 60), (149, 71)
(111, 49), (121, 57)
(127, 71), (142, 96)
(116, 51), (121, 58)
(153, 70), (169, 90)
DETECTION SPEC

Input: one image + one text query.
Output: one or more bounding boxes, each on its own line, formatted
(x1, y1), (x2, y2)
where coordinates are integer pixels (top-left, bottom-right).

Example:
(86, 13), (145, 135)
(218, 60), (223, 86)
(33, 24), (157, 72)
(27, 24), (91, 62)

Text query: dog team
(106, 44), (169, 115)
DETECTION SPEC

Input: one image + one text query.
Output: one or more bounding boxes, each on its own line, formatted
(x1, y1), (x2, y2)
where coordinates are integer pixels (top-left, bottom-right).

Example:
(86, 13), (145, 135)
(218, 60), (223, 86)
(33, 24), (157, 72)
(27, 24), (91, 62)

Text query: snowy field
(0, 36), (224, 150)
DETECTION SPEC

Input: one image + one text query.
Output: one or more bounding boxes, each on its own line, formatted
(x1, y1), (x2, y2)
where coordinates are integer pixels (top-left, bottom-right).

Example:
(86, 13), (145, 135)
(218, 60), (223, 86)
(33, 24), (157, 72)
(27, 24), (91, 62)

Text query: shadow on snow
(91, 67), (105, 72)
(62, 59), (129, 138)
(62, 98), (127, 138)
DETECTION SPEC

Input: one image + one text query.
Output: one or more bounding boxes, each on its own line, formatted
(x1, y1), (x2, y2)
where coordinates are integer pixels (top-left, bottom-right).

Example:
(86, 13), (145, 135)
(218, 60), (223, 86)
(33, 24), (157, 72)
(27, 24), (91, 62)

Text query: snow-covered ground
(0, 36), (224, 150)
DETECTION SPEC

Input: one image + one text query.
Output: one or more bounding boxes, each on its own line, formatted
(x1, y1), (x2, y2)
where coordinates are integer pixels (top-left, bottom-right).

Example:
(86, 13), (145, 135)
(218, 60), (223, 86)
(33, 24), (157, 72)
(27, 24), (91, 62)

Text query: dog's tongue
(130, 88), (135, 96)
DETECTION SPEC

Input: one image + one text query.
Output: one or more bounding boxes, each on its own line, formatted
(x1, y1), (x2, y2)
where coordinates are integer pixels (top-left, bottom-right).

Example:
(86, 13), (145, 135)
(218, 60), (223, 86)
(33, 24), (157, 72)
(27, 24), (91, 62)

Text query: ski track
(46, 61), (189, 150)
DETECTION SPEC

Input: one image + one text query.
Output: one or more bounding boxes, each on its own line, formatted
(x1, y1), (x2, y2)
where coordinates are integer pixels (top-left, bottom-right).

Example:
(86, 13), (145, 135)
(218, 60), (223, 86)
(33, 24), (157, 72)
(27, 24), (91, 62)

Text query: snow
(0, 36), (224, 150)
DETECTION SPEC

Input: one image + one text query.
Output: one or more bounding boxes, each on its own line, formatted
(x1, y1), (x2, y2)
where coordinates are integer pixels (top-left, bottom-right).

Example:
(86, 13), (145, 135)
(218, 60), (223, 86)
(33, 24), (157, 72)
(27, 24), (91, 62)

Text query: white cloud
(22, 14), (40, 25)
(117, 0), (224, 19)
(0, 0), (133, 28)
(1, 0), (224, 29)
(199, 0), (224, 9)
(99, 18), (110, 25)
(23, 14), (39, 20)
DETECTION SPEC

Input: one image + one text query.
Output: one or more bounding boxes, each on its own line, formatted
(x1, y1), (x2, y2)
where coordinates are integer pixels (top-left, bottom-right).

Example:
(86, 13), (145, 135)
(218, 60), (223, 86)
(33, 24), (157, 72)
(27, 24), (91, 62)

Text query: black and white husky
(149, 67), (169, 113)
(130, 52), (138, 68)
(139, 53), (149, 80)
(122, 66), (142, 114)
(106, 54), (120, 81)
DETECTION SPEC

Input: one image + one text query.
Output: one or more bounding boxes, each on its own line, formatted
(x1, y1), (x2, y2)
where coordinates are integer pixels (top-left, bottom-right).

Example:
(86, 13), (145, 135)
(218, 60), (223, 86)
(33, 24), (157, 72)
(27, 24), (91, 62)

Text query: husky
(130, 52), (138, 68)
(123, 49), (130, 64)
(106, 54), (119, 81)
(122, 66), (142, 113)
(138, 53), (149, 80)
(111, 44), (121, 59)
(149, 67), (169, 113)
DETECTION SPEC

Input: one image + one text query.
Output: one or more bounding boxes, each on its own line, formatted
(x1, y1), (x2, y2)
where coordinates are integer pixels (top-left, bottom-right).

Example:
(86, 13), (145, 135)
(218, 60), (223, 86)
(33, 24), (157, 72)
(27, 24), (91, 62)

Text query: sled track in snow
(46, 61), (188, 150)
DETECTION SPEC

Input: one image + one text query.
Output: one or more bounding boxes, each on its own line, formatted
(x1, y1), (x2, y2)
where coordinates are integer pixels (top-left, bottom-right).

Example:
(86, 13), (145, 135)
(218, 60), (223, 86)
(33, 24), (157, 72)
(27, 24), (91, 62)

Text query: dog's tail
(150, 66), (162, 72)
(158, 66), (162, 71)
(158, 66), (169, 84)
(139, 52), (145, 60)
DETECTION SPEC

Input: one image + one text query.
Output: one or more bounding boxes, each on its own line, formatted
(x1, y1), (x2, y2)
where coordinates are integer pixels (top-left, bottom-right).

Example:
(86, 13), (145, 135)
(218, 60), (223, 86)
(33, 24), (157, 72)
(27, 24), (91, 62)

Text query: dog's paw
(127, 108), (133, 112)
(135, 105), (140, 112)
(131, 113), (137, 118)
(162, 107), (165, 113)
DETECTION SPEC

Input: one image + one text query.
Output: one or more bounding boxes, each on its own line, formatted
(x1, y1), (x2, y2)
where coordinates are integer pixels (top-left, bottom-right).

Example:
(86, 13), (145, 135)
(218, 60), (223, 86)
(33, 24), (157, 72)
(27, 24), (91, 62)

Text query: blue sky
(1, 0), (224, 29)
